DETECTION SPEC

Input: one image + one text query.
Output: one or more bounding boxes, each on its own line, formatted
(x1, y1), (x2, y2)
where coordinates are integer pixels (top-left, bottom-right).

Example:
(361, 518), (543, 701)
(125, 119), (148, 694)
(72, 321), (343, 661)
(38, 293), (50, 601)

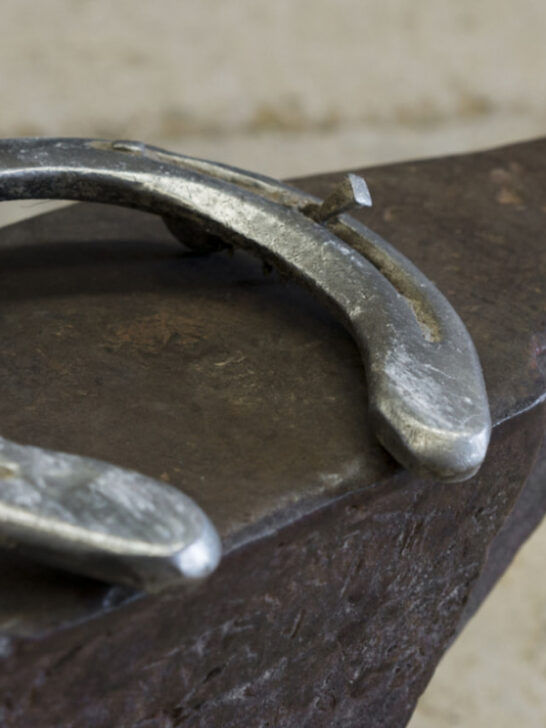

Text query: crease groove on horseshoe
(0, 138), (491, 592)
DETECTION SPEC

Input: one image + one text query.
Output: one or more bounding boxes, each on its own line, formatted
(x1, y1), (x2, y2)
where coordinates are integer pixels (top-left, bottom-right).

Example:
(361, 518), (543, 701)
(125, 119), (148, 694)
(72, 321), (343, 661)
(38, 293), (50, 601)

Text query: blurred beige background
(1, 1), (545, 725)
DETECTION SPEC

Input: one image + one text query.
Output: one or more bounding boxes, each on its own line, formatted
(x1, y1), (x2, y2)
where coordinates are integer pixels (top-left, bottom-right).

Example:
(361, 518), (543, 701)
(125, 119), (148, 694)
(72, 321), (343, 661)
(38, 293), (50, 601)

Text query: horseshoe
(0, 138), (491, 591)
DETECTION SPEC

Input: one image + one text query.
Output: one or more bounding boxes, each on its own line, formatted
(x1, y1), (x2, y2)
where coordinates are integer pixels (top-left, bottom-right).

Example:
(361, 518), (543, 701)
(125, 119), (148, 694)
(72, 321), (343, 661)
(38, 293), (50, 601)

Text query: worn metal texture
(295, 143), (546, 428)
(0, 139), (544, 726)
(0, 138), (490, 484)
(458, 431), (546, 627)
(0, 437), (220, 592)
(0, 138), (492, 589)
(0, 409), (543, 728)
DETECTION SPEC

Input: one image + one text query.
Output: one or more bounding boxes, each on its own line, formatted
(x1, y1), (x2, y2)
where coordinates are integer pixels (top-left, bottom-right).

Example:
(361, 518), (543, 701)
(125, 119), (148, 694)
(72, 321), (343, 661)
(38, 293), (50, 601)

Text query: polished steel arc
(0, 137), (491, 590)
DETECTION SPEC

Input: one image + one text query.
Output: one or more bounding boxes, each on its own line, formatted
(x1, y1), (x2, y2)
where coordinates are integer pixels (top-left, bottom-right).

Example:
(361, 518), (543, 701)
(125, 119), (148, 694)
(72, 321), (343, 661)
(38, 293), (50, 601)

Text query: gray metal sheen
(0, 138), (491, 591)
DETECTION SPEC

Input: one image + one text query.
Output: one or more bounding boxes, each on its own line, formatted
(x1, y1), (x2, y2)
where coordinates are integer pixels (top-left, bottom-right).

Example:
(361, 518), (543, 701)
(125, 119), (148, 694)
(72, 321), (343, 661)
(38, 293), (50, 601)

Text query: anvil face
(0, 139), (543, 728)
(0, 138), (490, 591)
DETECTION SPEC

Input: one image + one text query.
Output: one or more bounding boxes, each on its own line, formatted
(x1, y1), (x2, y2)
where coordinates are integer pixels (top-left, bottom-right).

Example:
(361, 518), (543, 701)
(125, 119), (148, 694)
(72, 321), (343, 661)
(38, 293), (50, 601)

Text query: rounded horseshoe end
(373, 409), (491, 482)
(369, 362), (491, 482)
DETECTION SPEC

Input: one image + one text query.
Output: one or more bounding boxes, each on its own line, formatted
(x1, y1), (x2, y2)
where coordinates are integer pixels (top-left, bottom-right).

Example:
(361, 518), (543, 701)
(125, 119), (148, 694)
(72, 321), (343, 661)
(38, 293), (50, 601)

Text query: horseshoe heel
(0, 138), (491, 591)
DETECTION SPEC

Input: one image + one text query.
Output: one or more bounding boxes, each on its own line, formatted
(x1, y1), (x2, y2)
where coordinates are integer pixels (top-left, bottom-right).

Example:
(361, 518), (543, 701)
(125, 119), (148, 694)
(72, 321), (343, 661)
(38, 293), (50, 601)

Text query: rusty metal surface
(0, 139), (544, 726)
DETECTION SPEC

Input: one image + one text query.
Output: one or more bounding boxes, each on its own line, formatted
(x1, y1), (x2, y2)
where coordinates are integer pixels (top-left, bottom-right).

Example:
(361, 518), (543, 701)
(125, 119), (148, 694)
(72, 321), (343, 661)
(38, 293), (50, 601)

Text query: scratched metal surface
(0, 437), (221, 591)
(0, 139), (544, 639)
(0, 137), (490, 484)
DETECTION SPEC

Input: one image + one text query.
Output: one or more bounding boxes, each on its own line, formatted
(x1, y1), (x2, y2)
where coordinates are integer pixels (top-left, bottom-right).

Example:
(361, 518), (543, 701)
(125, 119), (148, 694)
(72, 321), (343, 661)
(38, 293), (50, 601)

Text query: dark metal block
(0, 139), (544, 726)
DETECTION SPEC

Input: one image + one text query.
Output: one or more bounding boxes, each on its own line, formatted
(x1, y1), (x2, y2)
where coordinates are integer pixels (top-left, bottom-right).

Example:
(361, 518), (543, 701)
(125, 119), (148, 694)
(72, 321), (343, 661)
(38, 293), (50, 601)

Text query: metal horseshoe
(0, 138), (491, 592)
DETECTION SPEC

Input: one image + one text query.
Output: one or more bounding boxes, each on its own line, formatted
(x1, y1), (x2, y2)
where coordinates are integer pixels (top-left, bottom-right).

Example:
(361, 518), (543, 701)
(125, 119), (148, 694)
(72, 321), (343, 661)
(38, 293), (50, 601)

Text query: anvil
(0, 138), (544, 727)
